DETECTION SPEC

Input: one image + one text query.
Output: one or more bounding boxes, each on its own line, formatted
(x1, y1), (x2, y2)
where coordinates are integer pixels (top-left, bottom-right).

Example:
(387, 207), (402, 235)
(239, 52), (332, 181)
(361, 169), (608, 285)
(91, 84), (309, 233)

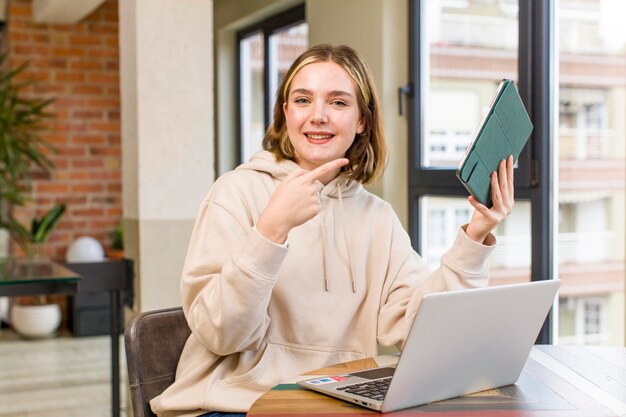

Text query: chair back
(125, 307), (190, 417)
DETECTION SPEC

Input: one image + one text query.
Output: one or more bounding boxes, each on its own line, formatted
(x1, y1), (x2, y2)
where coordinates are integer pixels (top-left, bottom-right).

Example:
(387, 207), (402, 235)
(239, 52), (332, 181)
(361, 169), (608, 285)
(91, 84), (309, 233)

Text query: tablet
(456, 79), (533, 206)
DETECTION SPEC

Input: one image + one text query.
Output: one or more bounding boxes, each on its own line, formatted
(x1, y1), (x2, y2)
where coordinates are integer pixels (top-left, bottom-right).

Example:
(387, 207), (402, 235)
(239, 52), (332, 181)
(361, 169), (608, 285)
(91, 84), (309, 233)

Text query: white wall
(120, 0), (214, 311)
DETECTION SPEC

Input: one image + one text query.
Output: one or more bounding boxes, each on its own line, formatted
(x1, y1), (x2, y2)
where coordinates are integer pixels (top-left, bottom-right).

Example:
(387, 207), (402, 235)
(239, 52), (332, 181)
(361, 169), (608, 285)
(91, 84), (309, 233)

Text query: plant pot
(10, 303), (61, 339)
(26, 242), (48, 261)
(105, 248), (125, 260)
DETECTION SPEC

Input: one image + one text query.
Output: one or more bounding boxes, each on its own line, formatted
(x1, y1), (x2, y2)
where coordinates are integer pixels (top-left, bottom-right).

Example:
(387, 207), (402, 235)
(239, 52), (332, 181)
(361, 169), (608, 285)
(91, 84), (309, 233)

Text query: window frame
(236, 5), (306, 163)
(407, 0), (555, 343)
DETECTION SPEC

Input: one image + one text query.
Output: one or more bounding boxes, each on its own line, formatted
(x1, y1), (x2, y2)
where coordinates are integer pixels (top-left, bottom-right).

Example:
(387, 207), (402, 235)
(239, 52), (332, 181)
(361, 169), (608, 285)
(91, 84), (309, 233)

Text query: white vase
(11, 304), (62, 339)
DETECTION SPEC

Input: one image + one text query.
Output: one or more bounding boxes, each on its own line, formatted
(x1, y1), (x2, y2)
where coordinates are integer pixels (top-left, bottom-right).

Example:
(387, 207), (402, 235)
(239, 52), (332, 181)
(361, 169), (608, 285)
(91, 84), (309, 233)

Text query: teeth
(307, 134), (333, 140)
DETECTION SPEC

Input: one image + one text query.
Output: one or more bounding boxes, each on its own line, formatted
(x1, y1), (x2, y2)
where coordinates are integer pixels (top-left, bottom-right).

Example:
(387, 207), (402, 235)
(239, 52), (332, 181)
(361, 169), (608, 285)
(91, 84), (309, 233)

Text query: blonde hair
(262, 44), (387, 184)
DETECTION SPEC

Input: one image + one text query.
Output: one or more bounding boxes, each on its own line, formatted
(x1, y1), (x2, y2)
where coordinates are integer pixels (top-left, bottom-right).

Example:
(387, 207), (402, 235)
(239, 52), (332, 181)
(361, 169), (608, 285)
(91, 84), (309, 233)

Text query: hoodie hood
(237, 151), (364, 198)
(237, 150), (362, 292)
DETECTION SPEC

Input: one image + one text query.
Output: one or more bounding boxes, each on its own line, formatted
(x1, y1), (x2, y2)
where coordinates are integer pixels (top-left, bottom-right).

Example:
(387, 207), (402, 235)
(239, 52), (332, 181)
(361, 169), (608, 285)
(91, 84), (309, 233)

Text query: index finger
(507, 155), (514, 189)
(302, 158), (349, 182)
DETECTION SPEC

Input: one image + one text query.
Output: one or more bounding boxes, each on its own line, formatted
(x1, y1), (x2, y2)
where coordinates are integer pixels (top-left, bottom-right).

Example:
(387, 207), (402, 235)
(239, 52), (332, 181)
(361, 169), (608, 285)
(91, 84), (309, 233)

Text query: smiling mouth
(305, 133), (334, 140)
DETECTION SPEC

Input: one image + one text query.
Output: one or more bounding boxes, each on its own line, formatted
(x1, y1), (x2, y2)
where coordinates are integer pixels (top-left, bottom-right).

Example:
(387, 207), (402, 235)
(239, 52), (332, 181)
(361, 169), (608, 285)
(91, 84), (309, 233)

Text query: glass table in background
(0, 257), (81, 296)
(0, 257), (127, 417)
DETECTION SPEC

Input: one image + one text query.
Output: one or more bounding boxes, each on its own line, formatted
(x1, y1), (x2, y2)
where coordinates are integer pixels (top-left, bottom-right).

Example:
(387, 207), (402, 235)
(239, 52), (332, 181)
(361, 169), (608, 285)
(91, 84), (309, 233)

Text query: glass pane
(423, 0), (519, 168)
(268, 22), (308, 115)
(419, 196), (531, 284)
(557, 0), (625, 346)
(239, 32), (265, 163)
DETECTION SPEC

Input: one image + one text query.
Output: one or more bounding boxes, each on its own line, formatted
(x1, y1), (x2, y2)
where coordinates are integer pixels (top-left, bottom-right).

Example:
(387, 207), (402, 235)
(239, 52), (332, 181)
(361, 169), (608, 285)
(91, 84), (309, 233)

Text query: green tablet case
(456, 79), (533, 206)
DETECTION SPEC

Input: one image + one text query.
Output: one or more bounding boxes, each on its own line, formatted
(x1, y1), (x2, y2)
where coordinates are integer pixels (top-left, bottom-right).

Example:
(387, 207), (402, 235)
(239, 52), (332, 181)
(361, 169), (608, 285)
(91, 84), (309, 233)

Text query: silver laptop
(299, 280), (560, 412)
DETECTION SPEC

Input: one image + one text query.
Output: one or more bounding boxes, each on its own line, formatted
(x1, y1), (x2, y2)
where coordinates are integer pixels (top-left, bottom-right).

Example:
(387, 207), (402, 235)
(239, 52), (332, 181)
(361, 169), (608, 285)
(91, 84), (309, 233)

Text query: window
(237, 6), (308, 163)
(421, 198), (478, 271)
(424, 90), (478, 168)
(409, 0), (625, 345)
(584, 300), (602, 335)
(239, 32), (265, 164)
(559, 296), (610, 345)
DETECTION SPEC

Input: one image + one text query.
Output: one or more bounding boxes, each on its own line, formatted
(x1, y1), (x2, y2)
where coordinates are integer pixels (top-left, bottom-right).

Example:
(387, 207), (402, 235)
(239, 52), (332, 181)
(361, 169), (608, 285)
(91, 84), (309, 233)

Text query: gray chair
(125, 307), (191, 417)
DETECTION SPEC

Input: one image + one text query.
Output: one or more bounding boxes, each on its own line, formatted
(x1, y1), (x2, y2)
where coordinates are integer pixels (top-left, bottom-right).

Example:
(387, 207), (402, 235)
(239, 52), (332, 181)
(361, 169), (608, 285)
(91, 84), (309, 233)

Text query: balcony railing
(487, 230), (615, 268)
(559, 230), (615, 264)
(559, 127), (614, 160)
(437, 13), (517, 50)
(437, 9), (615, 55)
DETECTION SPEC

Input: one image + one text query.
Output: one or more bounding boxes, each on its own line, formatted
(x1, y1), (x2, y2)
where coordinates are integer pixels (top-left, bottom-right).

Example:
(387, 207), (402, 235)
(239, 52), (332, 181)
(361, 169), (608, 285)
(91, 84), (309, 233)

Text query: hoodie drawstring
(337, 186), (357, 293)
(318, 182), (356, 293)
(319, 214), (330, 291)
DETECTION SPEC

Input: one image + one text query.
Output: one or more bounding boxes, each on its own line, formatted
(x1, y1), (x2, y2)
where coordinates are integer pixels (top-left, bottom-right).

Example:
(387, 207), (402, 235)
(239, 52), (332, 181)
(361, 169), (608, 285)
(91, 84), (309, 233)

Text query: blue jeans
(197, 413), (246, 417)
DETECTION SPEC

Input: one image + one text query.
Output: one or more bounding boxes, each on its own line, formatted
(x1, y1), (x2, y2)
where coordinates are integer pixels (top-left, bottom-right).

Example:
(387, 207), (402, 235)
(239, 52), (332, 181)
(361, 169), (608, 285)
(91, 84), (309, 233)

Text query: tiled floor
(0, 329), (128, 417)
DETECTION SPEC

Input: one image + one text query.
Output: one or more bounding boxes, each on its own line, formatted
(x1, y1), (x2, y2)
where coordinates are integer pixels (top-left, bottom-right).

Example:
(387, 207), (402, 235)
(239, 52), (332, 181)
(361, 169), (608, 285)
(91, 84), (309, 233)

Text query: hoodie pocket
(221, 339), (366, 389)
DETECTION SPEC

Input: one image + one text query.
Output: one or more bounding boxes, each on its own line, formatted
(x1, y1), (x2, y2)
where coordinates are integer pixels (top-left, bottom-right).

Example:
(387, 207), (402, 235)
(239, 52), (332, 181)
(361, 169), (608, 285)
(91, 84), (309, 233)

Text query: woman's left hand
(465, 155), (515, 244)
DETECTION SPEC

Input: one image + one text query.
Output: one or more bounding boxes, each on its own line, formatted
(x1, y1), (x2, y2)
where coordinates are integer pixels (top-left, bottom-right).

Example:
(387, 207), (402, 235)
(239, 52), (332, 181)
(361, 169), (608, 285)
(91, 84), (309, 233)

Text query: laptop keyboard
(336, 377), (391, 402)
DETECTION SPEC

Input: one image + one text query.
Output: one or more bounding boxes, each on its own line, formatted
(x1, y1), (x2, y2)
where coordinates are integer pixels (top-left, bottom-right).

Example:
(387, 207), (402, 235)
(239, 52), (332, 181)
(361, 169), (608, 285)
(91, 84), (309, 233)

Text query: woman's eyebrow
(291, 88), (313, 96)
(290, 88), (354, 99)
(328, 90), (354, 98)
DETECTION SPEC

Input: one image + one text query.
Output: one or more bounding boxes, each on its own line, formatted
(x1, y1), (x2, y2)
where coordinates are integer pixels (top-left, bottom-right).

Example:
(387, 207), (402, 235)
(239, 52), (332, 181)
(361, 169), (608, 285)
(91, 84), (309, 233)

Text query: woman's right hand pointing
(256, 158), (349, 244)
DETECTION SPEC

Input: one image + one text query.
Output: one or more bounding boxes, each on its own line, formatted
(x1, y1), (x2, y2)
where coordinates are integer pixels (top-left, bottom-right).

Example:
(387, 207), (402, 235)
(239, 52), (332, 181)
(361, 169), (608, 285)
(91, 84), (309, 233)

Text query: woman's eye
(332, 100), (348, 107)
(294, 97), (310, 104)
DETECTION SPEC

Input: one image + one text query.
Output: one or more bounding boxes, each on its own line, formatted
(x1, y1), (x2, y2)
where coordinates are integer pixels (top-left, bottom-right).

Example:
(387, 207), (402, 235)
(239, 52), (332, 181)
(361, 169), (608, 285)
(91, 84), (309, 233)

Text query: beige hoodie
(150, 151), (495, 417)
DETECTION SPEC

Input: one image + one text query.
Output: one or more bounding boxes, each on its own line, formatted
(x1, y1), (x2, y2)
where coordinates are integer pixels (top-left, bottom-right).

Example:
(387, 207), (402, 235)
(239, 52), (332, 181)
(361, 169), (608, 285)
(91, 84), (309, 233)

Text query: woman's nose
(311, 102), (328, 124)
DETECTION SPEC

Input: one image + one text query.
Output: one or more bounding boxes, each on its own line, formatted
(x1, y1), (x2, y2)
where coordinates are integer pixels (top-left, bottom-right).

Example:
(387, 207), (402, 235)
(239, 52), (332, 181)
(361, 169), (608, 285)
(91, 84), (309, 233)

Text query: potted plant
(10, 299), (62, 338)
(8, 204), (66, 338)
(0, 55), (56, 246)
(0, 56), (60, 338)
(7, 203), (66, 259)
(106, 221), (124, 259)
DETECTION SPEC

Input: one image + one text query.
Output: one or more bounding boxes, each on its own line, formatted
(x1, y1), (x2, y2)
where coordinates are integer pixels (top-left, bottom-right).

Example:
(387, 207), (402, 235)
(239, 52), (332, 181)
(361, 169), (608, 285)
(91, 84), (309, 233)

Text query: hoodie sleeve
(376, 213), (495, 348)
(181, 186), (289, 356)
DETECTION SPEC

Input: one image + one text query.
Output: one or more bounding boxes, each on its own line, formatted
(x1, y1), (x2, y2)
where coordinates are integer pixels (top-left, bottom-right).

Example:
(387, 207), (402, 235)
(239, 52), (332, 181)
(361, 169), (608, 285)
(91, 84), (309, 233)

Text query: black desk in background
(66, 259), (134, 336)
(64, 259), (134, 417)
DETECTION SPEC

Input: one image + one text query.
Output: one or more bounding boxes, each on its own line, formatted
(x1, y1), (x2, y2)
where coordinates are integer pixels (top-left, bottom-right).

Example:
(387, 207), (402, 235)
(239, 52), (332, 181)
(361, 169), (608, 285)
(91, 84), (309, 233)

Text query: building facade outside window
(557, 0), (625, 346)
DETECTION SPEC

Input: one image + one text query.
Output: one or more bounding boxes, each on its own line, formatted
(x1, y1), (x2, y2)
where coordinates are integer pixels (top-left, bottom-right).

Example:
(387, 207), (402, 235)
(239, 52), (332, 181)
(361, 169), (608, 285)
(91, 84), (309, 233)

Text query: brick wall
(6, 0), (121, 261)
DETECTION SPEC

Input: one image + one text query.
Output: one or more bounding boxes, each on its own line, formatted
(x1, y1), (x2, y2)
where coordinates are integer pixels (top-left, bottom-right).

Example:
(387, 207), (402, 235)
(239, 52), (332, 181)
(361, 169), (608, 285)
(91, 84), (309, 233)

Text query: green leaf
(5, 213), (31, 252)
(0, 56), (57, 244)
(32, 204), (65, 243)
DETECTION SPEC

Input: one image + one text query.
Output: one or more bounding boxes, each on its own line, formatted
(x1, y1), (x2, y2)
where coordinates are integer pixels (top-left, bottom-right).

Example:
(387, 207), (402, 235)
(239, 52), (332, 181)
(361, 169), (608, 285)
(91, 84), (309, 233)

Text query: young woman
(151, 44), (514, 417)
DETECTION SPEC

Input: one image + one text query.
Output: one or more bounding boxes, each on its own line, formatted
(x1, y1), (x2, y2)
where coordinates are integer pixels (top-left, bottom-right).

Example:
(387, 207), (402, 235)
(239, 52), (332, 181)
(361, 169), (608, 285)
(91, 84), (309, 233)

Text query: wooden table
(249, 345), (626, 416)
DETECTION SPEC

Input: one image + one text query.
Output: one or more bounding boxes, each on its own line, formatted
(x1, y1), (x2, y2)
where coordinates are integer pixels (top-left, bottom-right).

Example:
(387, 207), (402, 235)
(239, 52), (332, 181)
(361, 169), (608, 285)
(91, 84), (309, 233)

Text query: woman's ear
(357, 117), (365, 134)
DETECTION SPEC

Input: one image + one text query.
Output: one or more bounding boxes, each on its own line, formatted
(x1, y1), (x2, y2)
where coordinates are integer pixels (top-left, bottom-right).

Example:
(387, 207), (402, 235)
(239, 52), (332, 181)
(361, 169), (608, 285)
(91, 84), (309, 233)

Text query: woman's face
(283, 61), (364, 175)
